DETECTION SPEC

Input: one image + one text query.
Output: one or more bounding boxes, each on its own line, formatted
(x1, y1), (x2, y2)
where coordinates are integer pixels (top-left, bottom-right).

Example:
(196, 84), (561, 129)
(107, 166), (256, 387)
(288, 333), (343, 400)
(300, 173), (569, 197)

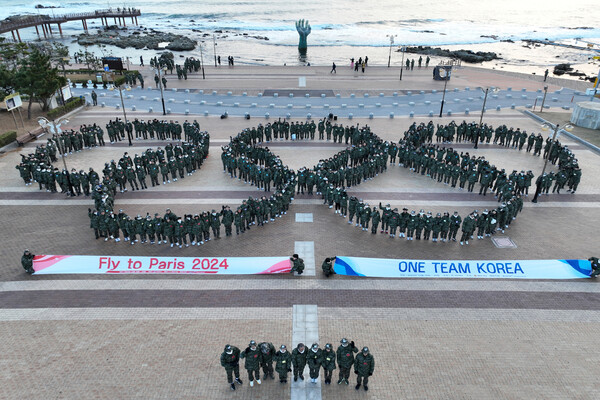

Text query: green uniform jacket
(21, 254), (34, 270)
(291, 258), (305, 274)
(354, 352), (375, 377)
(307, 349), (323, 369)
(322, 260), (334, 275)
(275, 350), (292, 373)
(240, 347), (261, 370)
(259, 342), (276, 364)
(220, 346), (241, 370)
(321, 349), (336, 371)
(336, 344), (358, 368)
(292, 348), (307, 369)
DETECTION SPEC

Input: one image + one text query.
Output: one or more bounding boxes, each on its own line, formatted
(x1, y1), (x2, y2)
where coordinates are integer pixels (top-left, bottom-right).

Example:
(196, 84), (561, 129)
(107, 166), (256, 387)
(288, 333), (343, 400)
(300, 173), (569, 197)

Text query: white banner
(33, 255), (291, 275)
(334, 256), (592, 279)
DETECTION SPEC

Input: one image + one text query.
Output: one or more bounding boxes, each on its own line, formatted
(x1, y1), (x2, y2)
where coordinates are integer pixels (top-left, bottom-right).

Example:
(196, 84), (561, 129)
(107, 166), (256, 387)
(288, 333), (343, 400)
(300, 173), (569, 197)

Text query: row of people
(220, 339), (374, 391)
(412, 121), (582, 193)
(91, 126), (297, 243)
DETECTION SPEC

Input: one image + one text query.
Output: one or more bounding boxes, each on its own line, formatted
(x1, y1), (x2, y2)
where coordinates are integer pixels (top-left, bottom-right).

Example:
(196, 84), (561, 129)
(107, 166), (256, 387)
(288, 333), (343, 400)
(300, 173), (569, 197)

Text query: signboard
(4, 92), (22, 111)
(334, 256), (591, 280)
(61, 85), (72, 101)
(32, 255), (291, 275)
(102, 57), (124, 71)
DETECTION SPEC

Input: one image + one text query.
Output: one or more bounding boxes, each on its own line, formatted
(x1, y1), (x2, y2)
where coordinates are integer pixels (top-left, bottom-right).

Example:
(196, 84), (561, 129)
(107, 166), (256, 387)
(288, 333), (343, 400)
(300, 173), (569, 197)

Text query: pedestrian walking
(91, 90), (97, 106)
(330, 62), (336, 73)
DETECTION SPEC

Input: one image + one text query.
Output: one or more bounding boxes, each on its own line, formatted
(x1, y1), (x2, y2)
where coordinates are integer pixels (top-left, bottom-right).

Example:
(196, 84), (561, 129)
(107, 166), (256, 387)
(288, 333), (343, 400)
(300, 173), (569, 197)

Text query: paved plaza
(1, 65), (599, 399)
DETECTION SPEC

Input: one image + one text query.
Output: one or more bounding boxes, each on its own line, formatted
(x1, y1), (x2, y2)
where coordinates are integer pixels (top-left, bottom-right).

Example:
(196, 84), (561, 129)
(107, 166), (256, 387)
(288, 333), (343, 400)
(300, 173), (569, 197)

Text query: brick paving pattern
(0, 65), (599, 399)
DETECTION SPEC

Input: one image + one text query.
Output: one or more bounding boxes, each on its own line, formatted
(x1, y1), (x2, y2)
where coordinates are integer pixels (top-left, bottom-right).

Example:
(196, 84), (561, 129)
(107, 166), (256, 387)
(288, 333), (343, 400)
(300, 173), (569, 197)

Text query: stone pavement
(74, 65), (583, 119)
(1, 66), (600, 400)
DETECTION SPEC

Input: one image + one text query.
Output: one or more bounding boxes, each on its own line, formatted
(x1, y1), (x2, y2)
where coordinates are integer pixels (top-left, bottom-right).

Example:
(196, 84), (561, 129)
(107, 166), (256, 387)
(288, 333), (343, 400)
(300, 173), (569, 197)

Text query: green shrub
(0, 131), (17, 147)
(47, 97), (85, 119)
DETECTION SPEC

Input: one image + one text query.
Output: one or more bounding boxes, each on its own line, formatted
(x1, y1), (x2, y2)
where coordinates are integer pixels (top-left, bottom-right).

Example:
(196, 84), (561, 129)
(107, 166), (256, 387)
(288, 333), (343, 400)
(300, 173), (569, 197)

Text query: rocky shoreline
(399, 46), (500, 63)
(76, 27), (197, 51)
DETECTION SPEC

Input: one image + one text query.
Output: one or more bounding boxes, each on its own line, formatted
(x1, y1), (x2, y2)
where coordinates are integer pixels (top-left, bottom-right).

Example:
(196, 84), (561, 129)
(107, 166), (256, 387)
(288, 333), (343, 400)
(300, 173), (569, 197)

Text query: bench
(16, 127), (44, 146)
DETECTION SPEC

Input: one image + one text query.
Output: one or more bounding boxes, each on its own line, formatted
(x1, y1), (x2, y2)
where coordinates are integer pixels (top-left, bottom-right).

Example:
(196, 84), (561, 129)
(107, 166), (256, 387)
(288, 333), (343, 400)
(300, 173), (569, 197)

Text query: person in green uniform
(291, 254), (305, 275)
(275, 345), (292, 383)
(259, 342), (276, 380)
(322, 257), (335, 278)
(292, 343), (307, 381)
(220, 344), (243, 391)
(321, 343), (336, 384)
(460, 213), (476, 245)
(240, 340), (262, 387)
(21, 249), (35, 274)
(589, 257), (600, 278)
(449, 211), (461, 242)
(336, 338), (358, 384)
(307, 343), (323, 384)
(354, 346), (375, 391)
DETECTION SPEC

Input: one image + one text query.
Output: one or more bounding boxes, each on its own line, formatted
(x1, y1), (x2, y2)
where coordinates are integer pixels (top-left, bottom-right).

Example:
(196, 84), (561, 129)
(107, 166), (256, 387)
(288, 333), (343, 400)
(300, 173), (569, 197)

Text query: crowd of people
(425, 121), (582, 193)
(220, 339), (374, 391)
(88, 125), (296, 246)
(15, 115), (582, 249)
(292, 121), (526, 245)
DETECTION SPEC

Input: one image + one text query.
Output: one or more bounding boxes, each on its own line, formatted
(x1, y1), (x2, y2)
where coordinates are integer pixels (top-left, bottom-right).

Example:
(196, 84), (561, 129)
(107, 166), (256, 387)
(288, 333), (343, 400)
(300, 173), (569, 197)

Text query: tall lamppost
(37, 116), (75, 197)
(386, 34), (397, 68)
(438, 67), (451, 117)
(109, 73), (133, 146)
(399, 45), (406, 80)
(213, 34), (218, 67)
(153, 66), (167, 116)
(199, 42), (206, 79)
(539, 85), (548, 112)
(531, 122), (573, 203)
(476, 86), (499, 149)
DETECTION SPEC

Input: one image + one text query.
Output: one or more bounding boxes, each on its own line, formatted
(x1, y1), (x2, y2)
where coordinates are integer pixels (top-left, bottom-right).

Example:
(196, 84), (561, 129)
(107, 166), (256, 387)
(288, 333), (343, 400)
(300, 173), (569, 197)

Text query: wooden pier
(0, 8), (141, 41)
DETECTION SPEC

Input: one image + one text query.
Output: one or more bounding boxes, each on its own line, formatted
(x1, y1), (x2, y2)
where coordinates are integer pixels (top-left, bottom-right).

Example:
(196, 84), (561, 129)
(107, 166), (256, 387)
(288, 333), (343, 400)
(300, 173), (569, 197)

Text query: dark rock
(399, 46), (500, 63)
(76, 30), (197, 51)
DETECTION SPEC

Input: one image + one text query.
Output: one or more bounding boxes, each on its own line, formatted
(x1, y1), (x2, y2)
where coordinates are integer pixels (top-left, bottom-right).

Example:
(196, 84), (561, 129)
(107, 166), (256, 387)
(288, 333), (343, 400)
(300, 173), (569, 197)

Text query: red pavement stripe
(1, 290), (599, 310)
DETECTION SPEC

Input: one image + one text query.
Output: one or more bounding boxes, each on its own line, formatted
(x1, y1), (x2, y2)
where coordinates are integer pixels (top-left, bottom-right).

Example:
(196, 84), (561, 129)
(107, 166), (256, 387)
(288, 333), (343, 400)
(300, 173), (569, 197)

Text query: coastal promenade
(1, 65), (599, 399)
(74, 65), (588, 119)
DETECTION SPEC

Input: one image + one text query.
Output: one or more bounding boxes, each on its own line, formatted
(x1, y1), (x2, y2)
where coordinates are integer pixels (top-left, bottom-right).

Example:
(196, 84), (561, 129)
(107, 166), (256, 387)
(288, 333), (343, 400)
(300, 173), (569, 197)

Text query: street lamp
(399, 45), (406, 80)
(109, 74), (133, 146)
(438, 67), (451, 117)
(386, 34), (397, 68)
(476, 86), (499, 149)
(199, 41), (206, 79)
(153, 67), (167, 116)
(539, 85), (548, 112)
(37, 116), (75, 197)
(213, 34), (218, 67)
(531, 122), (573, 203)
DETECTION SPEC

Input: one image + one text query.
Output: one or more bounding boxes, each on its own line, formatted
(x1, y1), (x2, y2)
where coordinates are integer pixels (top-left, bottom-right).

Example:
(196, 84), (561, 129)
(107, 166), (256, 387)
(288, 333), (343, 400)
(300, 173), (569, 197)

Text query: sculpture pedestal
(570, 101), (600, 130)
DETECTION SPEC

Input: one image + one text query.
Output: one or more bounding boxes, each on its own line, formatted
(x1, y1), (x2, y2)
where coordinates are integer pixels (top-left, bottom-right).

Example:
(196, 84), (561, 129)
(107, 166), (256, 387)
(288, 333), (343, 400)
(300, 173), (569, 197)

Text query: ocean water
(1, 0), (599, 76)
